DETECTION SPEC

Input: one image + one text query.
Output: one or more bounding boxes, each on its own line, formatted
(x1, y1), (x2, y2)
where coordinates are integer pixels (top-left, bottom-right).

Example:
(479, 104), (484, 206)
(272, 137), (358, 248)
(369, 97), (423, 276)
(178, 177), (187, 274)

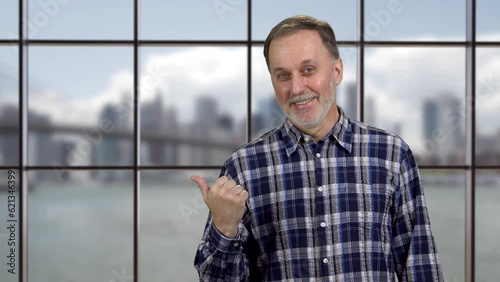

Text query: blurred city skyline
(2, 78), (499, 170)
(1, 44), (499, 169)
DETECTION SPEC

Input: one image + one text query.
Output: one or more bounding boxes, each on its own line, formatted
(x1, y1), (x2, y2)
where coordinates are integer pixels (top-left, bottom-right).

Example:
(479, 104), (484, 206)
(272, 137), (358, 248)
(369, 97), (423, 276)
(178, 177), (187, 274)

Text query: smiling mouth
(292, 97), (317, 105)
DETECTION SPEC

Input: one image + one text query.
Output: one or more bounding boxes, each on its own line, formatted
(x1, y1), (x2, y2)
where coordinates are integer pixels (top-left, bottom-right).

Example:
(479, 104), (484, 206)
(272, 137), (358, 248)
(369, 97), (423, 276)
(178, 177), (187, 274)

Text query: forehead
(268, 29), (331, 70)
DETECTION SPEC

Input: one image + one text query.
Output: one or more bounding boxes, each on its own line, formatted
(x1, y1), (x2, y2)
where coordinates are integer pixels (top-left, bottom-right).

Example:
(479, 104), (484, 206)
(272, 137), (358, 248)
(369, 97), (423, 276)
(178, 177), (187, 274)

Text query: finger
(231, 185), (244, 196)
(239, 190), (249, 201)
(190, 175), (209, 199)
(222, 179), (237, 190)
(214, 176), (229, 188)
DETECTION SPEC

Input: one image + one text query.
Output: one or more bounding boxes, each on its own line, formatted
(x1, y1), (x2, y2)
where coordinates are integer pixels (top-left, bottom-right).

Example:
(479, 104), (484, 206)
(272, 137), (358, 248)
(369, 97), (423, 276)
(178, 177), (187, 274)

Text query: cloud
(476, 48), (500, 134)
(0, 58), (19, 103)
(364, 46), (467, 142)
(140, 47), (248, 123)
(15, 38), (500, 142)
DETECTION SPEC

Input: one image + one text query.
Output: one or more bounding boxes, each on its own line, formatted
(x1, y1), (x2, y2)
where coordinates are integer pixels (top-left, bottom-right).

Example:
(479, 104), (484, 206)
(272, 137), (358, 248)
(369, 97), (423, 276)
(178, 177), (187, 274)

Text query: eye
(303, 66), (315, 74)
(277, 72), (290, 80)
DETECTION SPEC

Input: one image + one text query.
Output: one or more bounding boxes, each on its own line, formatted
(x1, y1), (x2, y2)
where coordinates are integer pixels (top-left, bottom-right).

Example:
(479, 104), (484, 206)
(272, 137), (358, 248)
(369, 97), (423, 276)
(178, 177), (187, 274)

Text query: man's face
(268, 29), (343, 130)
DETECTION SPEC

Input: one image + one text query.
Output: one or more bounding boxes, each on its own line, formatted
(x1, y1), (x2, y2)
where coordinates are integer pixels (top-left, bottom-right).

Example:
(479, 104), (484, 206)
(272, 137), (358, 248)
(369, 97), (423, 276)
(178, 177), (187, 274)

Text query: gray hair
(263, 15), (340, 68)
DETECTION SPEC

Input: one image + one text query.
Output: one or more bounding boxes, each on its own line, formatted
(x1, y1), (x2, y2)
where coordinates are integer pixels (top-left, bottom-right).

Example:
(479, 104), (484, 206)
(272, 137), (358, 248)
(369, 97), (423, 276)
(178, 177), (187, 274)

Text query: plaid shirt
(195, 108), (443, 281)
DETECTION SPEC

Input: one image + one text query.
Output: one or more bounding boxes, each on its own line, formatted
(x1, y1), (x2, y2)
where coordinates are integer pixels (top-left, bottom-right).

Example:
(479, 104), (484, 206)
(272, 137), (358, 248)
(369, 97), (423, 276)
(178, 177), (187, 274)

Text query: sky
(0, 0), (499, 149)
(1, 0), (499, 40)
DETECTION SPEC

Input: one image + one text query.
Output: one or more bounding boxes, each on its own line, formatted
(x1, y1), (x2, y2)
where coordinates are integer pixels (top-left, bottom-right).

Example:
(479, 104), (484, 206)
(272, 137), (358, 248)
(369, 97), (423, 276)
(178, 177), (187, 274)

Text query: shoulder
(222, 126), (283, 172)
(348, 119), (413, 161)
(349, 119), (410, 150)
(244, 126), (283, 150)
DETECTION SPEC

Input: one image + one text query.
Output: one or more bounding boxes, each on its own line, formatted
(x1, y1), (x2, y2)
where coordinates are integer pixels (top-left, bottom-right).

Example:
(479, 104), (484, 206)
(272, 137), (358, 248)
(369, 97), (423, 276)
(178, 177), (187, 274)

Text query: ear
(334, 58), (343, 85)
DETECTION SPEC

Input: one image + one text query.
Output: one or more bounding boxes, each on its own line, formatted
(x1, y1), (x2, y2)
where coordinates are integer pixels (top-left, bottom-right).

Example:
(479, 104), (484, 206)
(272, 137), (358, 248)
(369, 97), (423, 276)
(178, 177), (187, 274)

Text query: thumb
(190, 175), (209, 199)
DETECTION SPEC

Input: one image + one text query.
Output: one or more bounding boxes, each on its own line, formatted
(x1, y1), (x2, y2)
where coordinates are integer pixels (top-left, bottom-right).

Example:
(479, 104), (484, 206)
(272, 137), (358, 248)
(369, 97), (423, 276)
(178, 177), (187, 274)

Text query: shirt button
(233, 242), (239, 247)
(323, 258), (329, 264)
(320, 222), (326, 228)
(304, 137), (310, 142)
(315, 153), (321, 158)
(317, 186), (323, 192)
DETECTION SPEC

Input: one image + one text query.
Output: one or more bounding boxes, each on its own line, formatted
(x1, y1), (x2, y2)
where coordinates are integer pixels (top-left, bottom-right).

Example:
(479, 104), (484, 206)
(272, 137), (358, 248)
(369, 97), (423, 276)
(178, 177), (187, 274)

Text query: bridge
(0, 122), (243, 150)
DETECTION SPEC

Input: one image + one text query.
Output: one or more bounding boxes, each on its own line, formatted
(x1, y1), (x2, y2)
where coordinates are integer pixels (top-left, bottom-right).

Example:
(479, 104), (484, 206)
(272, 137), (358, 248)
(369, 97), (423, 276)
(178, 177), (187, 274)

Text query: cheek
(306, 78), (326, 93)
(311, 75), (334, 93)
(273, 85), (290, 105)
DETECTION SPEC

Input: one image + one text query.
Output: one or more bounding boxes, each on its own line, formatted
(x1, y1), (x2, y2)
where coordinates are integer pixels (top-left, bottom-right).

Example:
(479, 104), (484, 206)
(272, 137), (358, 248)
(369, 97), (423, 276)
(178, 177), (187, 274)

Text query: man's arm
(191, 165), (251, 281)
(194, 212), (250, 281)
(391, 149), (444, 281)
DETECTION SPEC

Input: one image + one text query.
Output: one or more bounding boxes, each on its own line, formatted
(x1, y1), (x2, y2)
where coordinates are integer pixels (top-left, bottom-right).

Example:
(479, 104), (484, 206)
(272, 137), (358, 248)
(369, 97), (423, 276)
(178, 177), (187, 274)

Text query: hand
(191, 175), (248, 238)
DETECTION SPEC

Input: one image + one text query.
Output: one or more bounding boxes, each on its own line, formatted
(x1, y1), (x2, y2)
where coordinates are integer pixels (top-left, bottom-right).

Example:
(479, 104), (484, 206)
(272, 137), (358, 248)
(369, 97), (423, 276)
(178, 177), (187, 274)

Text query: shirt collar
(280, 106), (353, 156)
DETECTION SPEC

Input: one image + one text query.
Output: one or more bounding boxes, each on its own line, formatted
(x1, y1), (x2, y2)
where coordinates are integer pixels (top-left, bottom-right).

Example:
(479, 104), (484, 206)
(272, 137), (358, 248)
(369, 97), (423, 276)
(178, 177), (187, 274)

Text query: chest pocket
(329, 172), (395, 244)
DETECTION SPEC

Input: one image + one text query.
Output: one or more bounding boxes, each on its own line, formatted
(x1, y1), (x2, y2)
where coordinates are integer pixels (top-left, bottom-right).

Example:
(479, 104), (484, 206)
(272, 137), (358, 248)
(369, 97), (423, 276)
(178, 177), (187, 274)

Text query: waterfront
(0, 171), (499, 281)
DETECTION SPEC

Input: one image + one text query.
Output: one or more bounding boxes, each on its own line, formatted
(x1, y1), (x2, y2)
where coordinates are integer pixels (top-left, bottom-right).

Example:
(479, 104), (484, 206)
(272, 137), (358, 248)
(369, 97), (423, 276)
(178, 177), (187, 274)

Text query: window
(0, 46), (19, 166)
(0, 1), (18, 39)
(365, 47), (466, 166)
(1, 1), (498, 281)
(27, 0), (133, 39)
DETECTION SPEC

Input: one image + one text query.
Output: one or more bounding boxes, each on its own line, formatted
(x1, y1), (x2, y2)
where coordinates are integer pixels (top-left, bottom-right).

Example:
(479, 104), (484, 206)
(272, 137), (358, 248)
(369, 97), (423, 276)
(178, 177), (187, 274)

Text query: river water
(0, 171), (498, 282)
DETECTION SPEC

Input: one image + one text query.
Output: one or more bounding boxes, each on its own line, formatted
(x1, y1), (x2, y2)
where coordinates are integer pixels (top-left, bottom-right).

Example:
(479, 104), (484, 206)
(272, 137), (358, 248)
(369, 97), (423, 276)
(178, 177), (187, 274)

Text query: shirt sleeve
(391, 149), (445, 281)
(194, 164), (252, 281)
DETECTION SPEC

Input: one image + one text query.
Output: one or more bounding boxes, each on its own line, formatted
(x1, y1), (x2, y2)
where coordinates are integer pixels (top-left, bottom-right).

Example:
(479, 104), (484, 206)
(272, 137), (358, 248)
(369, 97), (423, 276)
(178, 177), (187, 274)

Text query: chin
(292, 117), (322, 128)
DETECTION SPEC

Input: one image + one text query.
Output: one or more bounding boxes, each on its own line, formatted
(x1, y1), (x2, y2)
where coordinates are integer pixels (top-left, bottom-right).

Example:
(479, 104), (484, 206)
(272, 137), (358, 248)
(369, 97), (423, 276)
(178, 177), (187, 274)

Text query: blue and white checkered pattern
(195, 108), (443, 281)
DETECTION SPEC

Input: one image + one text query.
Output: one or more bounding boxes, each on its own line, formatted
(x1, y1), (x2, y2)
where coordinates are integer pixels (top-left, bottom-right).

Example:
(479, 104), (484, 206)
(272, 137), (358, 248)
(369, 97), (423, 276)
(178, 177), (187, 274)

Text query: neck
(294, 107), (340, 143)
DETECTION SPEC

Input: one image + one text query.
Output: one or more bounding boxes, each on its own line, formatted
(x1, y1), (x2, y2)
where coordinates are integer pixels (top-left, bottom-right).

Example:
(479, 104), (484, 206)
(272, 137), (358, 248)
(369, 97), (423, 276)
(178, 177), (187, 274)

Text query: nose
(291, 75), (306, 95)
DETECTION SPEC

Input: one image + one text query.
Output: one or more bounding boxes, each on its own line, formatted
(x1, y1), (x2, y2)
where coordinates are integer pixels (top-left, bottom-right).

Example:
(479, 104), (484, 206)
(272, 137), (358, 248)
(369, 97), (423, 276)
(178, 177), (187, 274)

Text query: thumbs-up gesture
(191, 175), (249, 238)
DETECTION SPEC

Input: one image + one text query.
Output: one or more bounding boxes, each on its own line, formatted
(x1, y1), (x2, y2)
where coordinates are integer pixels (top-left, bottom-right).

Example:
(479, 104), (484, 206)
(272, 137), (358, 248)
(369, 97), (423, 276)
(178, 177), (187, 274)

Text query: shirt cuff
(209, 223), (243, 254)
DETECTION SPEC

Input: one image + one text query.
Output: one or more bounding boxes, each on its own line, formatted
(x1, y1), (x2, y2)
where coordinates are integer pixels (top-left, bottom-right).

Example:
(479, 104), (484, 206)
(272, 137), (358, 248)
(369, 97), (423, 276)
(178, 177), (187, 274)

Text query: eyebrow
(272, 59), (315, 72)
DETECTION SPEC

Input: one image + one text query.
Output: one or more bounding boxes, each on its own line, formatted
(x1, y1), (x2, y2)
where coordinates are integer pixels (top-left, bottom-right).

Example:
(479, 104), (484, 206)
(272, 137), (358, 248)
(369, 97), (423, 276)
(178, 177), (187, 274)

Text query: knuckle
(215, 176), (227, 186)
(217, 187), (226, 196)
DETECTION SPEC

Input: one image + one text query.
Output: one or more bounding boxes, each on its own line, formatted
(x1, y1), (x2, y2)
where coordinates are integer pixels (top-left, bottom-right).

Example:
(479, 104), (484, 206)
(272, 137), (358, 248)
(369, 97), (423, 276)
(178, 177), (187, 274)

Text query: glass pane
(251, 46), (357, 140)
(27, 0), (133, 39)
(364, 0), (465, 41)
(365, 47), (466, 166)
(141, 0), (246, 40)
(0, 1), (18, 39)
(0, 170), (19, 282)
(0, 46), (19, 166)
(422, 170), (465, 282)
(335, 47), (358, 121)
(28, 46), (134, 166)
(251, 45), (283, 140)
(476, 48), (500, 165)
(252, 0), (356, 41)
(28, 170), (133, 282)
(476, 170), (500, 282)
(140, 46), (247, 166)
(140, 170), (218, 281)
(477, 0), (500, 41)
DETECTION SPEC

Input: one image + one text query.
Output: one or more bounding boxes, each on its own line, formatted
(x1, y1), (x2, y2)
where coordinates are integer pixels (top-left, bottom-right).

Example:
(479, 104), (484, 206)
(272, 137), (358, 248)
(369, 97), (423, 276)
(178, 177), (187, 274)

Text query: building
(93, 102), (133, 181)
(141, 93), (167, 164)
(422, 94), (464, 164)
(338, 82), (357, 120)
(252, 95), (285, 138)
(0, 104), (19, 164)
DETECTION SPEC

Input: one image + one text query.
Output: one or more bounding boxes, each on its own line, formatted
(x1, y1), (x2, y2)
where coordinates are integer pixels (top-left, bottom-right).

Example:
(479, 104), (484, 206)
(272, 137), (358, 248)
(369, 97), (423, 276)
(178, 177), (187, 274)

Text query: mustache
(287, 93), (319, 104)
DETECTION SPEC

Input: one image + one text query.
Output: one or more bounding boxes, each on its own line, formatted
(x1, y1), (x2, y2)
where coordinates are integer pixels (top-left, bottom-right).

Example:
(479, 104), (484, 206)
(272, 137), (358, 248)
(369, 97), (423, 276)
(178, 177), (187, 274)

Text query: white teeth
(295, 98), (314, 105)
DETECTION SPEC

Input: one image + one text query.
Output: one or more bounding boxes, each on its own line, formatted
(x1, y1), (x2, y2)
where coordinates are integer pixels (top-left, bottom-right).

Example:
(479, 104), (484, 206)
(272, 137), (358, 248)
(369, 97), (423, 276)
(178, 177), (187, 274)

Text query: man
(191, 15), (443, 281)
